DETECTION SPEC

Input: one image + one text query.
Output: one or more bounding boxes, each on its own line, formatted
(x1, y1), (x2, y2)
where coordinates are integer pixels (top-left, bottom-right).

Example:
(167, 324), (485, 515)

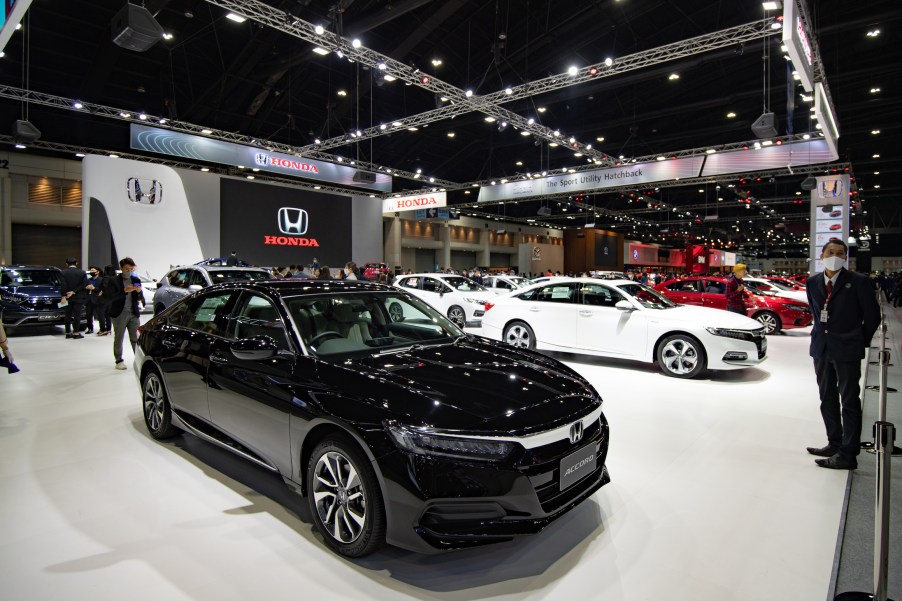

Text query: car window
(209, 269), (270, 284)
(399, 276), (420, 289)
(423, 278), (445, 293)
(703, 280), (726, 294)
(169, 269), (191, 289)
(524, 283), (579, 303)
(580, 283), (625, 307)
(232, 294), (291, 350)
(495, 279), (513, 290)
(442, 276), (487, 292)
(183, 291), (235, 336)
(3, 269), (62, 287)
(617, 283), (677, 309)
(188, 269), (205, 288)
(667, 280), (699, 292)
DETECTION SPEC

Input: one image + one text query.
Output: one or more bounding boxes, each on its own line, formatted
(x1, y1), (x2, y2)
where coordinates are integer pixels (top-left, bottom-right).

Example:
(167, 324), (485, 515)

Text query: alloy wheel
(143, 374), (165, 432)
(661, 339), (699, 375)
(505, 323), (532, 348)
(448, 306), (466, 327)
(312, 451), (367, 544)
(756, 312), (778, 334)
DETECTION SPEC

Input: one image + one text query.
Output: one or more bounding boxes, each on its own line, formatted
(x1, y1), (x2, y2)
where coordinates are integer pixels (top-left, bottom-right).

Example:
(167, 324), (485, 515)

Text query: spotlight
(420, 75), (431, 85)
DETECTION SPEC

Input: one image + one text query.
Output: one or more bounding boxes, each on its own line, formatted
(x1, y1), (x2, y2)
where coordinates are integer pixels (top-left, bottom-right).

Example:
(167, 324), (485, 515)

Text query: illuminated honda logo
(278, 207), (308, 235)
(126, 178), (163, 205)
(254, 153), (268, 166)
(569, 421), (584, 444)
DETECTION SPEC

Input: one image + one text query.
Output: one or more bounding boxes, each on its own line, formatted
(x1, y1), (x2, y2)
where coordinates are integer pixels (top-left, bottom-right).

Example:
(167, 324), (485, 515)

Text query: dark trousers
(96, 302), (111, 332)
(63, 301), (85, 334)
(84, 300), (97, 331)
(813, 355), (862, 457)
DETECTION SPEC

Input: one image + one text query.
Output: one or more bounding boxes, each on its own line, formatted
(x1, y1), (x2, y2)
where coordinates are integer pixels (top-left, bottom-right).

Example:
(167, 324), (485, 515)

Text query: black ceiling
(1, 0), (900, 256)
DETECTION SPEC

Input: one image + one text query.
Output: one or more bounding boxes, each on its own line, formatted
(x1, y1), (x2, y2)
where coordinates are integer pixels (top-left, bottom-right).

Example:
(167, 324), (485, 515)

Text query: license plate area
(559, 443), (597, 491)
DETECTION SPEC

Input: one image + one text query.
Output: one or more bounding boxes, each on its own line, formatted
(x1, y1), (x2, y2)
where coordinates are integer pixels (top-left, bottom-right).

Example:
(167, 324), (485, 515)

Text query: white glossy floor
(1, 322), (849, 601)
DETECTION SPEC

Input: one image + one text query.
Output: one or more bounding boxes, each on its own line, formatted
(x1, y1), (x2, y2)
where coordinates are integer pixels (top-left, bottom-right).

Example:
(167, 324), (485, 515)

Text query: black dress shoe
(815, 454), (857, 470)
(807, 445), (840, 457)
(71, 333), (84, 339)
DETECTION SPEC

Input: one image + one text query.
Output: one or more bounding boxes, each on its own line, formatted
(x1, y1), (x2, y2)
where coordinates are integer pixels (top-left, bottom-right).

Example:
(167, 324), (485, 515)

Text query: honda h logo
(278, 207), (308, 235)
(569, 421), (584, 444)
(254, 153), (268, 166)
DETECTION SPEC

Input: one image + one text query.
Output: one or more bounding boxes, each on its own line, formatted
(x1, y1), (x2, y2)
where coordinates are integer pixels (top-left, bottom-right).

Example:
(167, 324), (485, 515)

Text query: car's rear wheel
(307, 434), (385, 558)
(142, 370), (180, 439)
(657, 334), (706, 378)
(503, 321), (536, 350)
(447, 305), (466, 327)
(754, 310), (781, 335)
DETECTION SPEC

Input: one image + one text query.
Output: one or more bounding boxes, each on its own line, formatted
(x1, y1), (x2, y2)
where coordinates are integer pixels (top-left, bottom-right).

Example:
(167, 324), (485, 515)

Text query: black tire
(754, 310), (782, 335)
(656, 334), (706, 379)
(307, 433), (386, 558)
(142, 370), (180, 439)
(447, 305), (466, 328)
(503, 320), (536, 350)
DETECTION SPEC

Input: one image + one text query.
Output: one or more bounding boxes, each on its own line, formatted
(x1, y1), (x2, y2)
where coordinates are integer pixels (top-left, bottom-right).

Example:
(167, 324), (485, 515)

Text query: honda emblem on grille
(278, 207), (308, 235)
(569, 421), (584, 444)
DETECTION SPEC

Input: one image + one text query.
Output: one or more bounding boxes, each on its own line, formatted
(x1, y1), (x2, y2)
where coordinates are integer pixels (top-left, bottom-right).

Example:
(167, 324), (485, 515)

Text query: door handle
(209, 353), (229, 365)
(579, 310), (593, 317)
(529, 306), (541, 312)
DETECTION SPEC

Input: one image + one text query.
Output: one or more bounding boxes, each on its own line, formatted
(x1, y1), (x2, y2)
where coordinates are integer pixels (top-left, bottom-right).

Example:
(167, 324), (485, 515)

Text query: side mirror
(188, 284), (203, 292)
(231, 336), (278, 361)
(615, 300), (635, 311)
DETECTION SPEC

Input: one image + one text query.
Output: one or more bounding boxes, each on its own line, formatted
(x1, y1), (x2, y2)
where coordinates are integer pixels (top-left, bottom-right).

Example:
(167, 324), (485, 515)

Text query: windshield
(441, 276), (486, 292)
(507, 277), (529, 286)
(617, 283), (677, 309)
(285, 291), (462, 357)
(209, 270), (270, 284)
(763, 279), (792, 291)
(3, 269), (61, 287)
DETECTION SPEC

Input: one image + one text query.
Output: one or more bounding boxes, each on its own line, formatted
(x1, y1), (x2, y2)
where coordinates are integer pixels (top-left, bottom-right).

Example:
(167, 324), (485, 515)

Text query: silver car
(152, 265), (270, 314)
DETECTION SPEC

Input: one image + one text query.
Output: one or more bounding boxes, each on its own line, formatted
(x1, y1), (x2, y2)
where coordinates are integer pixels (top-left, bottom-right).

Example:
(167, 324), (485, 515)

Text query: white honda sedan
(393, 273), (495, 327)
(481, 278), (767, 378)
(482, 275), (531, 295)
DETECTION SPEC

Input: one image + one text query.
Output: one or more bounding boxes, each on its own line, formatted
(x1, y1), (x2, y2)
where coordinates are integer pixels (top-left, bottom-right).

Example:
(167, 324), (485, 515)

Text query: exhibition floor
(1, 322), (849, 600)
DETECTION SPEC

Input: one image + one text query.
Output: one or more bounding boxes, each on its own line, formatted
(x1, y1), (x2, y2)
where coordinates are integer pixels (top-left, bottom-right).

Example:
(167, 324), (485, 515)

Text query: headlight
(785, 304), (809, 311)
(384, 420), (515, 461)
(705, 327), (756, 342)
(463, 297), (485, 305)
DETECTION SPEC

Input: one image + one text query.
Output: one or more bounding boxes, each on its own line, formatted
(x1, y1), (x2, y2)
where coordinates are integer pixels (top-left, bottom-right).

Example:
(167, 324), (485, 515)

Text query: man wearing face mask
(805, 239), (880, 469)
(108, 257), (143, 371)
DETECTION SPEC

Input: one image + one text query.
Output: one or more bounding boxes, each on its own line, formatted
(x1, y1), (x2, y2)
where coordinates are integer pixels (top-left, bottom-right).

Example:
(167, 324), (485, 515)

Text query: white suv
(393, 273), (495, 327)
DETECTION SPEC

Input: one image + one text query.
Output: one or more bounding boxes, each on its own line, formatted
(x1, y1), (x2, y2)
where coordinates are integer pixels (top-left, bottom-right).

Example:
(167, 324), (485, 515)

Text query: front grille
(29, 298), (58, 310)
(519, 422), (608, 514)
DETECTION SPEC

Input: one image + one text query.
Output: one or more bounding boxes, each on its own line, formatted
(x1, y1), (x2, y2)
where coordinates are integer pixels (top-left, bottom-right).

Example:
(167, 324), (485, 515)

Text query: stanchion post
(873, 421), (894, 601)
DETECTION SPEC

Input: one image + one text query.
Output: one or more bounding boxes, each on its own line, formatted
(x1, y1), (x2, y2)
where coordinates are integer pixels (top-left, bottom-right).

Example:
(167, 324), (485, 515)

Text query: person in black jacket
(226, 250), (239, 266)
(59, 257), (91, 339)
(108, 257), (143, 371)
(805, 239), (881, 469)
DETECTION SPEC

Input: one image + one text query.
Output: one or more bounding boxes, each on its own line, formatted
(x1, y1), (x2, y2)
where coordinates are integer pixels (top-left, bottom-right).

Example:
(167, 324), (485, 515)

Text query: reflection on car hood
(332, 338), (599, 433)
(668, 305), (763, 329)
(4, 284), (60, 296)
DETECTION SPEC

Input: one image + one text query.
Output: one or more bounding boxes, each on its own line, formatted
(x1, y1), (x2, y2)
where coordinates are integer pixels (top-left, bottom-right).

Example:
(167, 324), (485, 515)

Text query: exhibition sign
(783, 0), (815, 93)
(382, 191), (447, 213)
(130, 124), (391, 192)
(808, 174), (850, 274)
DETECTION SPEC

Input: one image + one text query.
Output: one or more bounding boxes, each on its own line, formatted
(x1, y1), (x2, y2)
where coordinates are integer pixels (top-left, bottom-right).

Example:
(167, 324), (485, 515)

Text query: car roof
(198, 279), (395, 299)
(170, 265), (269, 273)
(3, 265), (61, 270)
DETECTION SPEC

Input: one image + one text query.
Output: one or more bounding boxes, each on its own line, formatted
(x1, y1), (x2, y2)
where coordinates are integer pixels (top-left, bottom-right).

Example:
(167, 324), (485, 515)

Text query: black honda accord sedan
(134, 280), (609, 557)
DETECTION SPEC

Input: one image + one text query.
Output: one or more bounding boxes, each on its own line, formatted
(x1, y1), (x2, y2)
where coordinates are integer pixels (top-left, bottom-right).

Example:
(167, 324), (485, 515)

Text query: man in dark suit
(108, 257), (143, 371)
(806, 239), (880, 469)
(59, 257), (91, 339)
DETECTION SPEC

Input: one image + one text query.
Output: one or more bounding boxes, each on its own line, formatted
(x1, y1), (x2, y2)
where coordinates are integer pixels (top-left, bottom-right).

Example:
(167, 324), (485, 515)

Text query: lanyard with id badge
(821, 280), (833, 323)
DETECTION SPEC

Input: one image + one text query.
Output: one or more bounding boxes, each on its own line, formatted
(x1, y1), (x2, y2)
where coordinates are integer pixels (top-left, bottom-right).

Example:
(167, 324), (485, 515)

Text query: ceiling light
(874, 185), (881, 189)
(352, 39), (362, 48)
(392, 121), (402, 127)
(762, 140), (773, 146)
(537, 107), (546, 113)
(75, 153), (85, 157)
(484, 116), (496, 122)
(706, 149), (716, 154)
(569, 137), (576, 144)
(429, 177), (435, 183)
(867, 29), (880, 38)
(802, 133), (810, 139)
(0, 51), (5, 58)
(337, 89), (348, 97)
(604, 57), (613, 67)
(408, 127), (418, 131)
(771, 21), (782, 29)
(314, 24), (325, 35)
(226, 13), (246, 23)
(762, 2), (781, 9)
(873, 154), (880, 158)
(874, 171), (880, 175)
(73, 102), (83, 109)
(109, 154), (119, 158)
(504, 87), (513, 95)
(553, 130), (561, 137)
(314, 186), (322, 190)
(163, 33), (174, 40)
(201, 129), (213, 134)
(465, 89), (473, 97)
(246, 175), (255, 180)
(656, 156), (665, 161)
(14, 144), (26, 149)
(447, 132), (455, 138)
(520, 131), (531, 136)
(119, 112), (131, 118)
(139, 113), (147, 120)
(870, 87), (881, 94)
(201, 167), (210, 172)
(549, 142), (559, 147)
(377, 62), (387, 70)
(668, 73), (680, 80)
(726, 112), (736, 118)
(312, 46), (329, 55)
(431, 58), (443, 66)
(527, 118), (535, 125)
(871, 129), (881, 135)
(516, 161), (523, 166)
(383, 74), (397, 81)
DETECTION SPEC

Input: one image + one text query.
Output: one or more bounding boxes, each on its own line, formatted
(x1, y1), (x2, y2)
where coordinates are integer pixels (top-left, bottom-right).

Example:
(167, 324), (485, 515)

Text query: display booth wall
(518, 242), (563, 275)
(82, 155), (381, 280)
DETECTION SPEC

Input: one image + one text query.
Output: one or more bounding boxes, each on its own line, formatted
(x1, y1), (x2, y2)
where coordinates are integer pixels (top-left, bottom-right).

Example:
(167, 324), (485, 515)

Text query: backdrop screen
(594, 233), (618, 267)
(220, 178), (351, 268)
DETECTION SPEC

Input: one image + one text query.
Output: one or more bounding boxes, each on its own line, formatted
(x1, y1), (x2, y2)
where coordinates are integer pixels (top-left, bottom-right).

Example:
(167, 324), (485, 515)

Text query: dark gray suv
(0, 265), (66, 331)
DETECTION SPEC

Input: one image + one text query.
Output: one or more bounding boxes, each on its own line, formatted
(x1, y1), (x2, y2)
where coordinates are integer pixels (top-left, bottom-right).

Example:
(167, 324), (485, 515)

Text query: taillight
(484, 302), (495, 312)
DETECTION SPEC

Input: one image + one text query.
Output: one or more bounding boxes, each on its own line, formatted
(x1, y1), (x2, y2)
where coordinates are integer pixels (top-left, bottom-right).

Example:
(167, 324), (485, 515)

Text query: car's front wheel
(657, 334), (706, 378)
(503, 320), (536, 350)
(447, 305), (466, 328)
(307, 434), (385, 558)
(754, 310), (781, 335)
(142, 370), (180, 439)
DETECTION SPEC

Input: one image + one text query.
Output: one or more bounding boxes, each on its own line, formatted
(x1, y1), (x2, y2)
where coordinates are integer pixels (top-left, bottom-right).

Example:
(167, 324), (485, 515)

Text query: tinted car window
(423, 278), (445, 293)
(3, 269), (62, 287)
(169, 269), (191, 289)
(495, 279), (513, 290)
(183, 291), (235, 336)
(580, 284), (624, 307)
(531, 283), (579, 303)
(667, 281), (699, 292)
(208, 269), (270, 284)
(399, 277), (420, 289)
(617, 283), (676, 309)
(442, 276), (486, 292)
(188, 269), (205, 287)
(703, 280), (726, 294)
(232, 294), (291, 350)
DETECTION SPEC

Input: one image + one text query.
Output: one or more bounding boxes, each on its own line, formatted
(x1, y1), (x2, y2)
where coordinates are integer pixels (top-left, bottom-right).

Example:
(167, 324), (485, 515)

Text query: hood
(668, 304), (763, 329)
(457, 289), (495, 302)
(318, 337), (599, 434)
(5, 284), (61, 296)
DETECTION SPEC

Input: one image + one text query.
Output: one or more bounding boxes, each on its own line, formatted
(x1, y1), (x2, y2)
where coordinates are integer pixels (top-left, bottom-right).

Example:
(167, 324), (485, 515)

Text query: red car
(655, 276), (813, 334)
(763, 276), (806, 291)
(362, 262), (390, 280)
